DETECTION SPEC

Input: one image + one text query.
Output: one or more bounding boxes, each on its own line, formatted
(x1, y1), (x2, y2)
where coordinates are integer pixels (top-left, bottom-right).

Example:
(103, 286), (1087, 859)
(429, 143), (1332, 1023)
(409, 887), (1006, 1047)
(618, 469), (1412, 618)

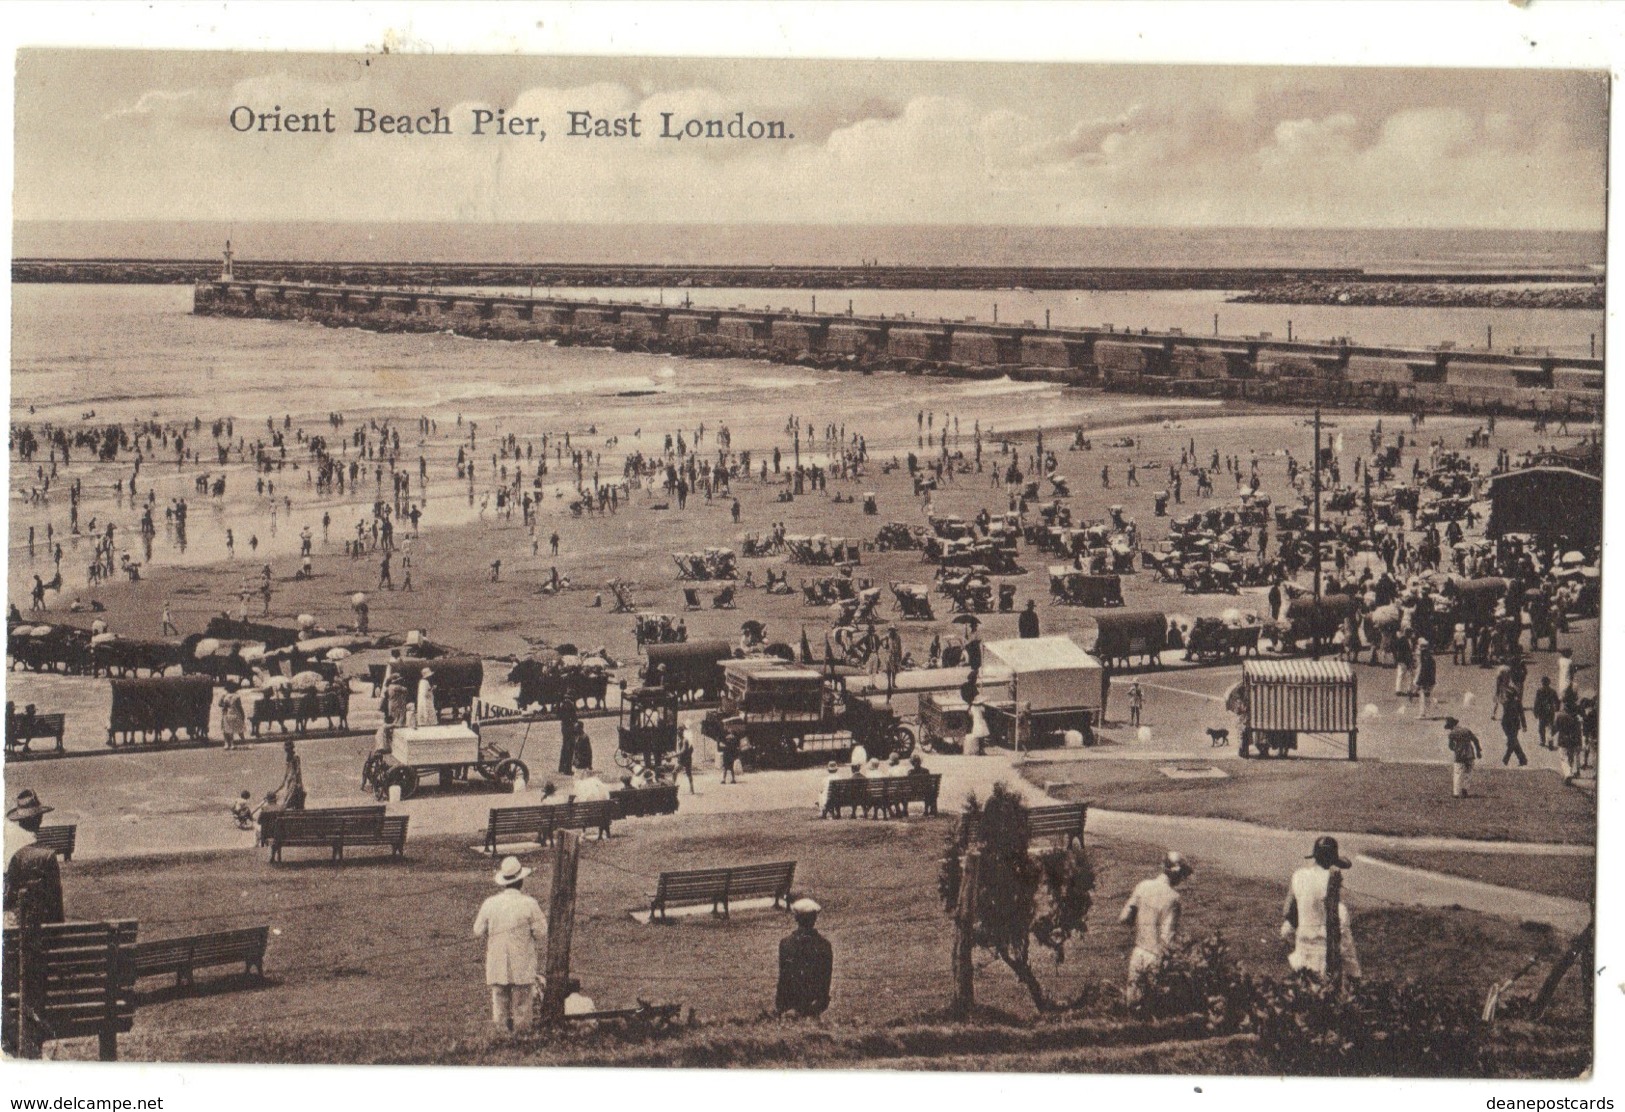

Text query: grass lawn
(48, 806), (1590, 1066)
(1364, 849), (1597, 904)
(1028, 759), (1595, 844)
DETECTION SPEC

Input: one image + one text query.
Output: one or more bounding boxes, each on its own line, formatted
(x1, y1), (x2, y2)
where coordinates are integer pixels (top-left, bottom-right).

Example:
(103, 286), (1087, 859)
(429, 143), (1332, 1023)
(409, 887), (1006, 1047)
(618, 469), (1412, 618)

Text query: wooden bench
(484, 805), (554, 855)
(133, 926), (269, 990)
(260, 804), (384, 846)
(963, 802), (1088, 848)
(267, 806), (408, 862)
(483, 800), (618, 854)
(611, 784), (680, 818)
(35, 824), (77, 860)
(6, 919), (138, 1060)
(821, 774), (941, 819)
(5, 708), (66, 754)
(647, 861), (796, 922)
(1028, 802), (1089, 848)
(546, 799), (616, 841)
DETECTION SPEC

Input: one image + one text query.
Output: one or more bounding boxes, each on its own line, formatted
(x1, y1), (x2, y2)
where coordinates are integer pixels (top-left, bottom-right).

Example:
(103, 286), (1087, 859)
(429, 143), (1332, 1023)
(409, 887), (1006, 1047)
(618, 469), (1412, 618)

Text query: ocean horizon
(11, 220), (1605, 273)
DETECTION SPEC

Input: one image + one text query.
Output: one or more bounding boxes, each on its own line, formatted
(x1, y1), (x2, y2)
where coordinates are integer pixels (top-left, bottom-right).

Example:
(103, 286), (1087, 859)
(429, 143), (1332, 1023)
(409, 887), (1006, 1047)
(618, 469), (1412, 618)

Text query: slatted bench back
(1027, 803), (1088, 844)
(35, 824), (77, 859)
(485, 805), (554, 852)
(726, 862), (797, 902)
(648, 861), (797, 921)
(19, 920), (138, 1054)
(133, 926), (269, 984)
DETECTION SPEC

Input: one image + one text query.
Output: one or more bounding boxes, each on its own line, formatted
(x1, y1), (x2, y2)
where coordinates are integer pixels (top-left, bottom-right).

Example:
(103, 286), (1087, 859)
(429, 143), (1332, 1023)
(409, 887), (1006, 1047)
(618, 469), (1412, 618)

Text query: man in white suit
(473, 856), (549, 1031)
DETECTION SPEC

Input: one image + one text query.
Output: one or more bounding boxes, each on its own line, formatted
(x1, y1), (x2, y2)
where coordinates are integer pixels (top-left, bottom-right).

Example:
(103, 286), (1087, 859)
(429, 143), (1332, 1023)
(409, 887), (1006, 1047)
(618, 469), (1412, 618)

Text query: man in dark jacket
(775, 898), (833, 1017)
(4, 790), (64, 929)
(4, 789), (67, 1057)
(1018, 600), (1040, 640)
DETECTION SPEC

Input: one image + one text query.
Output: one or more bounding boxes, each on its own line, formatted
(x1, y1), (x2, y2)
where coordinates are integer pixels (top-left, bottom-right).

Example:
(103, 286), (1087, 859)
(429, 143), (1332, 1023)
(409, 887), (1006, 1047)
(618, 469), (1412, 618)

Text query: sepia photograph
(1, 2), (1617, 1099)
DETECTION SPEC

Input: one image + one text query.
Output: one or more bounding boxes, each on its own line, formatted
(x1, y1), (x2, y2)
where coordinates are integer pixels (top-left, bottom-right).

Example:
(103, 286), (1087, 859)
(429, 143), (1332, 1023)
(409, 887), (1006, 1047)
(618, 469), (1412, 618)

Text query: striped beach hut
(1240, 659), (1359, 760)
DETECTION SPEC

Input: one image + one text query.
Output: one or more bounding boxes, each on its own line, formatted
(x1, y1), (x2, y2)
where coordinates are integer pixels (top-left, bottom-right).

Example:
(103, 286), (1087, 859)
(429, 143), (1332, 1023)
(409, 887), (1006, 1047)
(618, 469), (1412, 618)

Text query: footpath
(29, 740), (1591, 935)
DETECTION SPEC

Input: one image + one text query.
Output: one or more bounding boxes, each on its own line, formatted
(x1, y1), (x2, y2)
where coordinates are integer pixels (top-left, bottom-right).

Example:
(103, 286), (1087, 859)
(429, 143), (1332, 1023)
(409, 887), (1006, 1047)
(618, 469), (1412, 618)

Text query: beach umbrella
(351, 593), (368, 607)
(325, 647), (351, 662)
(951, 614), (981, 632)
(297, 614), (317, 631)
(1561, 551), (1585, 567)
(289, 670), (325, 690)
(194, 637), (221, 657)
(90, 633), (117, 646)
(241, 645), (267, 663)
(1220, 608), (1247, 625)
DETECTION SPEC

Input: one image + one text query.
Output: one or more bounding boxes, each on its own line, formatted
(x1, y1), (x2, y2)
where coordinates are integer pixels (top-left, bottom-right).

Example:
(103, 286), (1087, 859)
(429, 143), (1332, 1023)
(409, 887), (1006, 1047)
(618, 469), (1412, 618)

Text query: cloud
(102, 87), (200, 120)
(18, 58), (1609, 231)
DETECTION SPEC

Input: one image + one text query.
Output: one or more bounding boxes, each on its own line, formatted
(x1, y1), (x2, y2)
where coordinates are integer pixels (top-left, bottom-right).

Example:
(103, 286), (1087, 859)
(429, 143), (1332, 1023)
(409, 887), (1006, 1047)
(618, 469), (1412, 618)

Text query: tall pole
(952, 839), (981, 1018)
(539, 830), (581, 1025)
(1312, 406), (1323, 660)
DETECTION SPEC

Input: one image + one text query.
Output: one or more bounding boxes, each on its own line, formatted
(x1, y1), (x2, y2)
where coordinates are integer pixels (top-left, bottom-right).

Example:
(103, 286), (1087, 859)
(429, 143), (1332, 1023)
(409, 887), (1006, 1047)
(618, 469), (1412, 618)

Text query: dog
(1205, 727), (1231, 748)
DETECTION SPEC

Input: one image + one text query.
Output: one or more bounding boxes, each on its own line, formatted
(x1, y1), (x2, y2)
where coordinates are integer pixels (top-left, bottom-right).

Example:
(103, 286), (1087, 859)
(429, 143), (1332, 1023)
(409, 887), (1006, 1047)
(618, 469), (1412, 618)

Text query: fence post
(951, 844), (981, 1018)
(538, 831), (581, 1025)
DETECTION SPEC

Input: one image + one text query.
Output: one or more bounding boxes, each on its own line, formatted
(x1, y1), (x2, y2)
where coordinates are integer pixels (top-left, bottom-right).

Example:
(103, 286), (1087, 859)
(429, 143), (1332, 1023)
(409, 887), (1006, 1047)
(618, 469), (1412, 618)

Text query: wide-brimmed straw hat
(7, 789), (53, 822)
(493, 856), (533, 886)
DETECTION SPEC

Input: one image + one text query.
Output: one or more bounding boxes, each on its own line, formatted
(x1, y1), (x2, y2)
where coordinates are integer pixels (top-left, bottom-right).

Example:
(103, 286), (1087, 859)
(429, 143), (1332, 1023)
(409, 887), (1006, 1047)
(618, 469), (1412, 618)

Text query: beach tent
(980, 636), (1107, 713)
(1486, 467), (1601, 547)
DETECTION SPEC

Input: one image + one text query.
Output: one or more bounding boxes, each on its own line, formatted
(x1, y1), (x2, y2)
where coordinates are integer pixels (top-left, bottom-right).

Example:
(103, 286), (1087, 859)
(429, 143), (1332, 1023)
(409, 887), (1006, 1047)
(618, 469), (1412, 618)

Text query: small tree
(938, 783), (1096, 1013)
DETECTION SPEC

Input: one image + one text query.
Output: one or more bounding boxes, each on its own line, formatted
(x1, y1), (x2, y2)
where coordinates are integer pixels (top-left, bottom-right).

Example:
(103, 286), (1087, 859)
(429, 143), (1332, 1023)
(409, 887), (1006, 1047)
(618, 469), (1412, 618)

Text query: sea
(5, 222), (1607, 597)
(12, 221), (1606, 273)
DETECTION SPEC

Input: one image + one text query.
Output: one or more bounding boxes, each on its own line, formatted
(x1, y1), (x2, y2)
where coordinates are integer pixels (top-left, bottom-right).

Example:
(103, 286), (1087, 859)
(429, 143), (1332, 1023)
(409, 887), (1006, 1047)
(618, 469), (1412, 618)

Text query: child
(255, 790), (280, 845)
(231, 790), (256, 830)
(1451, 623), (1467, 666)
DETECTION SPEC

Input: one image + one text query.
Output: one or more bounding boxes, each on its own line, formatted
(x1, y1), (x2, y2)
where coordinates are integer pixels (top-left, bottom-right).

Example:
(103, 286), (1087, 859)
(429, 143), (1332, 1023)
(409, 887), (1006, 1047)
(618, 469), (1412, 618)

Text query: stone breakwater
(193, 281), (1604, 420)
(1232, 281), (1603, 311)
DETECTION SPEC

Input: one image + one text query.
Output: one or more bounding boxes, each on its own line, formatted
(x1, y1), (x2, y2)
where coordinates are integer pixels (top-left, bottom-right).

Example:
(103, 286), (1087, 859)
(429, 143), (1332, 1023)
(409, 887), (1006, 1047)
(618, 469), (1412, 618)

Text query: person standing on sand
(675, 725), (695, 795)
(161, 600), (179, 636)
(277, 741), (307, 810)
(1553, 703), (1583, 783)
(1500, 681), (1529, 767)
(219, 682), (246, 750)
(1533, 676), (1559, 750)
(378, 552), (393, 590)
(1445, 716), (1481, 798)
(1412, 638), (1436, 718)
(473, 857), (547, 1033)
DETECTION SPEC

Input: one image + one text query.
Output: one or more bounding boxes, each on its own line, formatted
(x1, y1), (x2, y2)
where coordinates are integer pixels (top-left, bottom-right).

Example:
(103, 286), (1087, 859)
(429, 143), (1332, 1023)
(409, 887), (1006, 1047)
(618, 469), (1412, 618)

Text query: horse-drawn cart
(106, 676), (215, 746)
(362, 722), (528, 800)
(615, 685), (680, 769)
(701, 660), (915, 769)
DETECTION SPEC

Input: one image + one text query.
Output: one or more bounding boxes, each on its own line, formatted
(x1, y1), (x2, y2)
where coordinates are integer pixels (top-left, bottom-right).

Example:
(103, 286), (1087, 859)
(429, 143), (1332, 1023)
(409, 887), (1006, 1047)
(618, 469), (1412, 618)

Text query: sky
(11, 50), (1610, 229)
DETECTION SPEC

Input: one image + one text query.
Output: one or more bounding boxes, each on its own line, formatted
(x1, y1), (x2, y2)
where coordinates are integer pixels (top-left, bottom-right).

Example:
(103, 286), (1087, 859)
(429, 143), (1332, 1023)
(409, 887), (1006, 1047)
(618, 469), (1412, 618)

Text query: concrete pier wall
(191, 280), (1605, 419)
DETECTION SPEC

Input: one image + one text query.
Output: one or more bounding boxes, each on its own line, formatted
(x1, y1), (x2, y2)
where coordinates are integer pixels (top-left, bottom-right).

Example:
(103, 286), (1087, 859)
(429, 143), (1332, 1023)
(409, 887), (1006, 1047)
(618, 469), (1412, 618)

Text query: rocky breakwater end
(194, 297), (1069, 384)
(1231, 281), (1603, 311)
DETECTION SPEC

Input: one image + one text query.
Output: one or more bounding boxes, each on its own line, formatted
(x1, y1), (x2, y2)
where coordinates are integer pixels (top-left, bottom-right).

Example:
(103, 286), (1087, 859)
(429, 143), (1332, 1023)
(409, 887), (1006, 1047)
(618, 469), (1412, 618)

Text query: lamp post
(1312, 406), (1323, 660)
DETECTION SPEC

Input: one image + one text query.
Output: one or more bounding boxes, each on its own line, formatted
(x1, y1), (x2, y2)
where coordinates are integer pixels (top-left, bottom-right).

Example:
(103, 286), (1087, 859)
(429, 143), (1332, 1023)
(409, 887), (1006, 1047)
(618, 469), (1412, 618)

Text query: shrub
(1130, 933), (1256, 1034)
(938, 784), (1097, 1011)
(1249, 974), (1487, 1077)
